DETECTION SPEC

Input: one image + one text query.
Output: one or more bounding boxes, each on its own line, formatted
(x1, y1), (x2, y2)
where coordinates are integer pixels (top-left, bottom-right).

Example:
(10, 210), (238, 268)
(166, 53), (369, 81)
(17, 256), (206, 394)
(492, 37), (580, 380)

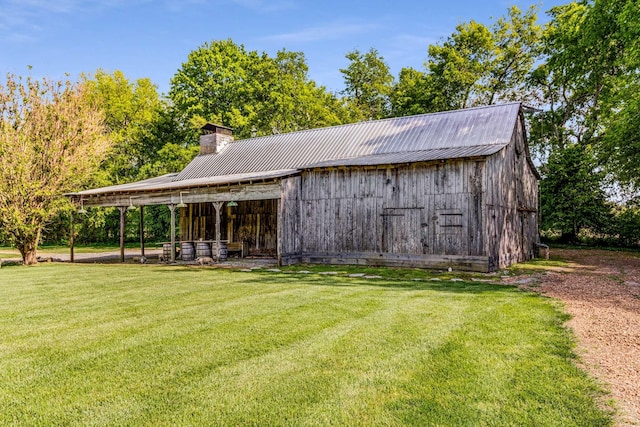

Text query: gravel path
(520, 249), (640, 426)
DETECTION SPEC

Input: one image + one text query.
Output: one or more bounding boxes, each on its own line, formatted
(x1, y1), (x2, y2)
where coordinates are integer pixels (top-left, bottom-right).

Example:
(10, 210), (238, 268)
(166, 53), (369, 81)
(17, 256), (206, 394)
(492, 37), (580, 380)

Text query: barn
(70, 102), (540, 272)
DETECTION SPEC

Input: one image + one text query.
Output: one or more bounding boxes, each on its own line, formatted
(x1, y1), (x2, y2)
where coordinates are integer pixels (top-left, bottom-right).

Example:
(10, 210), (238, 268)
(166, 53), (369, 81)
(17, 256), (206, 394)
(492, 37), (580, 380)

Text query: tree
(610, 197), (640, 247)
(427, 20), (494, 110)
(527, 0), (640, 247)
(390, 67), (434, 117)
(602, 92), (640, 189)
(169, 39), (347, 139)
(390, 6), (540, 116)
(250, 50), (348, 134)
(138, 143), (200, 179)
(539, 144), (610, 242)
(83, 70), (164, 184)
(528, 2), (600, 156)
(595, 0), (640, 189)
(0, 74), (109, 264)
(340, 48), (394, 119)
(40, 70), (174, 247)
(486, 5), (541, 104)
(428, 6), (540, 110)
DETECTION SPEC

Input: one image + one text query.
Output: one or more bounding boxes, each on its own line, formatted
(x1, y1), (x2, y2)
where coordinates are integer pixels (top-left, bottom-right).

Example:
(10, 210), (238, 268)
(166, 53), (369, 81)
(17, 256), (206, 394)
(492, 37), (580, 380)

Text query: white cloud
(0, 0), (293, 42)
(263, 21), (379, 44)
(0, 0), (152, 42)
(0, 1), (44, 42)
(6, 0), (75, 13)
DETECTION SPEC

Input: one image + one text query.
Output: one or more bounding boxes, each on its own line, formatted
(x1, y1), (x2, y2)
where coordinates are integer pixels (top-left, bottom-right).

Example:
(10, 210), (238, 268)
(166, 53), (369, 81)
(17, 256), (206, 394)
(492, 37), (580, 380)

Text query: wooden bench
(227, 241), (248, 258)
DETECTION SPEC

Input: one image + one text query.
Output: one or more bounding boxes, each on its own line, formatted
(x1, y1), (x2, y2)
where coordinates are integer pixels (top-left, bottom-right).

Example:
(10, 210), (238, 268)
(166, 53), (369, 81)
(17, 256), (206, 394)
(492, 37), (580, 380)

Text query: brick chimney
(200, 123), (234, 155)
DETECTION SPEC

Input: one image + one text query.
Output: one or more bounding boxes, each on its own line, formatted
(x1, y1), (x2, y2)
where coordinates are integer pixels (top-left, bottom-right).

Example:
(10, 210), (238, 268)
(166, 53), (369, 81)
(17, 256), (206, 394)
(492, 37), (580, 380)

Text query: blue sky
(1, 0), (566, 96)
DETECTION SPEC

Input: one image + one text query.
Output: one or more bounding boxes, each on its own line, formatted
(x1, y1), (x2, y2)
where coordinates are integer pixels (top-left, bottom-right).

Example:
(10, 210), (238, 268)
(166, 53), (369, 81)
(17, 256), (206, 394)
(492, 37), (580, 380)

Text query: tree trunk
(18, 229), (41, 265)
(23, 248), (38, 265)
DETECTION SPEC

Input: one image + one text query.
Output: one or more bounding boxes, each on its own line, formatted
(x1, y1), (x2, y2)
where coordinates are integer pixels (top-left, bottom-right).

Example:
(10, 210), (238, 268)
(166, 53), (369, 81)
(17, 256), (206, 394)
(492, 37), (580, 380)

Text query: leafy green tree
(170, 39), (347, 138)
(431, 6), (540, 109)
(138, 143), (200, 179)
(253, 50), (348, 134)
(540, 144), (610, 243)
(527, 0), (640, 224)
(427, 20), (494, 110)
(83, 70), (164, 184)
(390, 67), (434, 117)
(0, 73), (110, 264)
(340, 48), (394, 119)
(596, 0), (640, 189)
(610, 198), (640, 247)
(528, 2), (599, 156)
(486, 6), (541, 104)
(602, 92), (640, 189)
(391, 6), (540, 115)
(526, 0), (640, 247)
(55, 70), (174, 246)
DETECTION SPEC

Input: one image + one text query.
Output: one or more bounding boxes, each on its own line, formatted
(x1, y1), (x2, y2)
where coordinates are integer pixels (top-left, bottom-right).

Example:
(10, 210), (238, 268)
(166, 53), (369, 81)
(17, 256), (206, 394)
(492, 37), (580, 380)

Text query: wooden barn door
(519, 210), (537, 261)
(434, 210), (465, 255)
(382, 207), (425, 254)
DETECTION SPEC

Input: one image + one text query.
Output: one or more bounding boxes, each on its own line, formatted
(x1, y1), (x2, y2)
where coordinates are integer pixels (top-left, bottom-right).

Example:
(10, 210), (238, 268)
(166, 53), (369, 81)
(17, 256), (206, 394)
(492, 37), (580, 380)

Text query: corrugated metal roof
(304, 145), (505, 169)
(176, 103), (521, 181)
(74, 103), (522, 197)
(71, 173), (178, 195)
(74, 170), (298, 196)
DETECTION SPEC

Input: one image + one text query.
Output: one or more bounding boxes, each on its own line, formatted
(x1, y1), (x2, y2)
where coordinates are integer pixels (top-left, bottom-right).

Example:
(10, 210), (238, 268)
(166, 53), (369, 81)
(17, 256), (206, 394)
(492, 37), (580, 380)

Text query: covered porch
(68, 170), (297, 264)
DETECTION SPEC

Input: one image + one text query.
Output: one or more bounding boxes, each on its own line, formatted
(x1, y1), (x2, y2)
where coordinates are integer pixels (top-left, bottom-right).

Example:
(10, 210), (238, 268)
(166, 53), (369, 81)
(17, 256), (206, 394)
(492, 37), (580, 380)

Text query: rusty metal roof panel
(176, 103), (521, 181)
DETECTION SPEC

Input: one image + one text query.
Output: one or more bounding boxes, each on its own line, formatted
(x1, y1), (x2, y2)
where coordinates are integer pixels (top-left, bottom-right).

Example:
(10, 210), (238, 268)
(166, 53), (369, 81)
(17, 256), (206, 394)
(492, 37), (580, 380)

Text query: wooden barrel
(181, 241), (195, 261)
(218, 241), (228, 261)
(195, 241), (212, 258)
(212, 241), (228, 261)
(162, 243), (173, 262)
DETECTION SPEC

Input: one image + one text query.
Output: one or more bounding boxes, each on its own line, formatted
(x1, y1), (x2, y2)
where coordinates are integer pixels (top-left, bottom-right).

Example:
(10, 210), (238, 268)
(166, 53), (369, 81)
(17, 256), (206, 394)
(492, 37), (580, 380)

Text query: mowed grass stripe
(0, 264), (611, 426)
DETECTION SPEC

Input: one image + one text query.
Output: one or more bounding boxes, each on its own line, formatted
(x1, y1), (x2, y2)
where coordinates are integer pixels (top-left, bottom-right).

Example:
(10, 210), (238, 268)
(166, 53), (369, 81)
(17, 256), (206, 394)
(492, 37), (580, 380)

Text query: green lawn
(0, 243), (150, 260)
(0, 264), (611, 426)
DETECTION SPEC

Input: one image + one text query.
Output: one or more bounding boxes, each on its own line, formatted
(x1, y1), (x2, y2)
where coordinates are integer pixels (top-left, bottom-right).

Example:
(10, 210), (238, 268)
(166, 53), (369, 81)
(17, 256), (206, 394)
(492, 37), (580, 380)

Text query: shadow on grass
(219, 270), (519, 295)
(9, 261), (521, 295)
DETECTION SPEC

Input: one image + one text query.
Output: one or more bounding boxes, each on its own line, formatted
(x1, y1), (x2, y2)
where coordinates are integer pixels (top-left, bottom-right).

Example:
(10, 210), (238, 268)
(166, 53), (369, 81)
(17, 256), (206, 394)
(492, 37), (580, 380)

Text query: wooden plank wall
(484, 116), (539, 270)
(180, 200), (278, 256)
(292, 159), (486, 263)
(281, 177), (302, 256)
(179, 203), (215, 241)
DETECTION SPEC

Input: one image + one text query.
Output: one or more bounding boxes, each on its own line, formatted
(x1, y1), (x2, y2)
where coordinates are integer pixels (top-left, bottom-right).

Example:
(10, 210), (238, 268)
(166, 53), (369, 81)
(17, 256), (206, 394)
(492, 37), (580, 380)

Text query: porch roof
(71, 169), (298, 197)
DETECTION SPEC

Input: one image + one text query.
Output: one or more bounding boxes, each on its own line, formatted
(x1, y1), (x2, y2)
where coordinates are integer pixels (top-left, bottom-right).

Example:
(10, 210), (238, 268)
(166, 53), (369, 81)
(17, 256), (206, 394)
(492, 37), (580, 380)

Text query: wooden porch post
(212, 201), (223, 260)
(118, 206), (126, 263)
(169, 204), (176, 262)
(70, 211), (75, 263)
(277, 198), (282, 266)
(139, 205), (145, 257)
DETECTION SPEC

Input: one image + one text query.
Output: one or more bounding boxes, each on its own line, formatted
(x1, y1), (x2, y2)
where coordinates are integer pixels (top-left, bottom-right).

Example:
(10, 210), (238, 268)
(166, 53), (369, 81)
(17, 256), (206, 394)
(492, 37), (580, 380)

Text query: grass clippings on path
(0, 263), (612, 426)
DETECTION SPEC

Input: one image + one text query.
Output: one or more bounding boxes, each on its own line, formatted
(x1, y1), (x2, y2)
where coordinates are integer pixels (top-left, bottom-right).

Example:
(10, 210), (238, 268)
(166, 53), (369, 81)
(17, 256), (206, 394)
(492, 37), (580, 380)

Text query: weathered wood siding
(284, 160), (489, 271)
(281, 176), (302, 257)
(180, 200), (278, 256)
(178, 113), (537, 271)
(180, 203), (216, 241)
(484, 115), (539, 270)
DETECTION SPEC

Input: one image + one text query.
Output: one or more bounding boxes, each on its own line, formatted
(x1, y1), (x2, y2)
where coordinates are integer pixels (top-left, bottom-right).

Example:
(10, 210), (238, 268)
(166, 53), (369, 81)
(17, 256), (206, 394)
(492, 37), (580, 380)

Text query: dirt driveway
(517, 249), (640, 426)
